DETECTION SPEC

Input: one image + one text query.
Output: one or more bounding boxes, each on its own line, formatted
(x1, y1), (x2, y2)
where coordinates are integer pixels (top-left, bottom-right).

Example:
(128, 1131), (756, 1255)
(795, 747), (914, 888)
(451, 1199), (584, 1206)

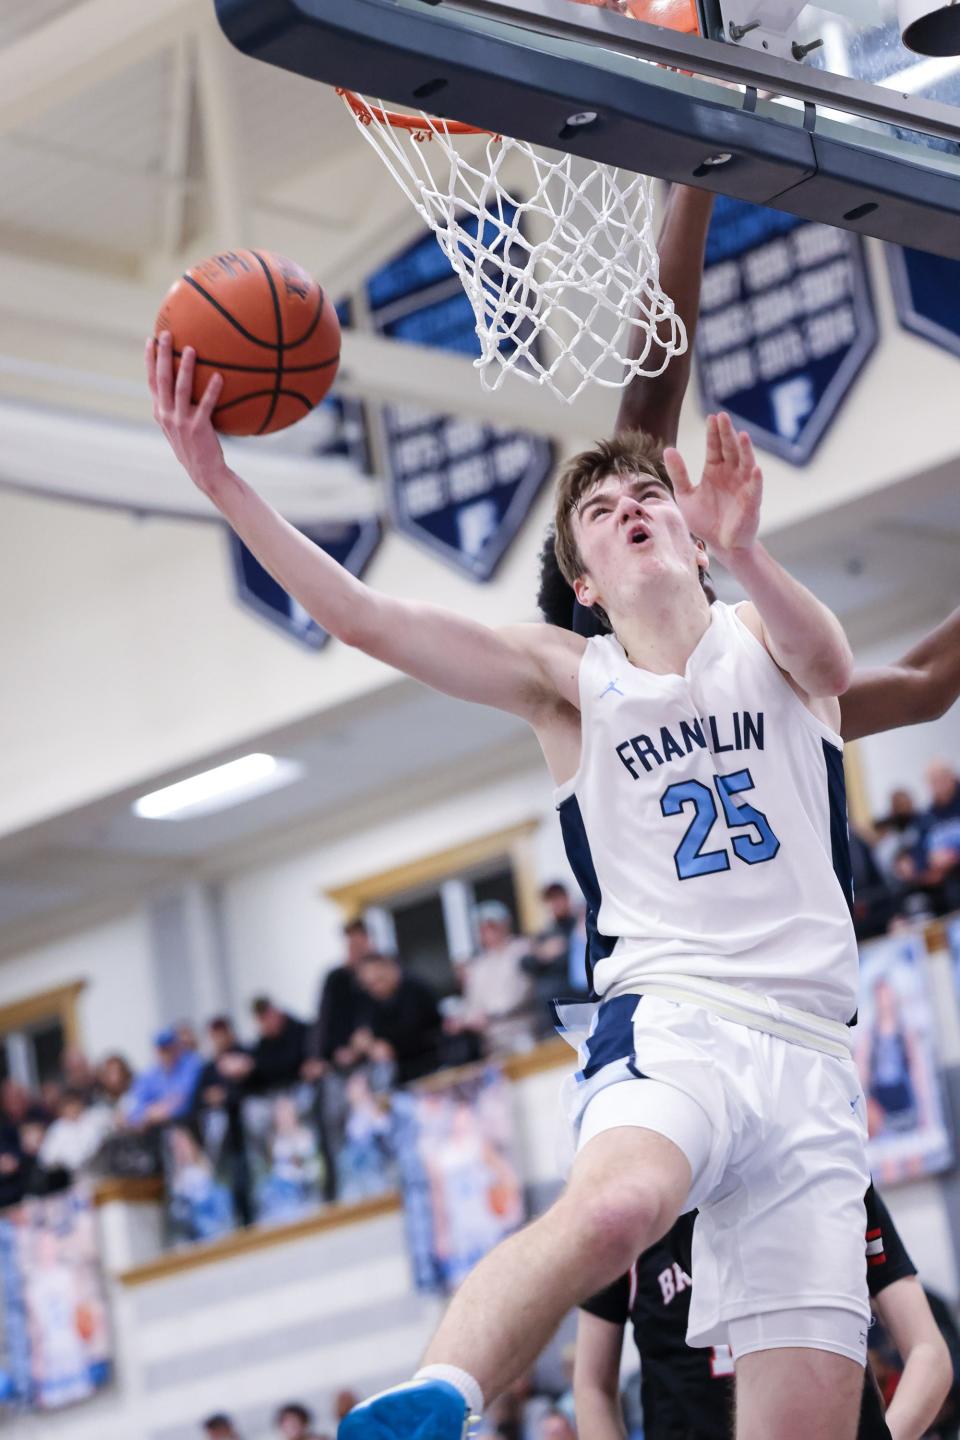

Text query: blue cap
(154, 1027), (177, 1048)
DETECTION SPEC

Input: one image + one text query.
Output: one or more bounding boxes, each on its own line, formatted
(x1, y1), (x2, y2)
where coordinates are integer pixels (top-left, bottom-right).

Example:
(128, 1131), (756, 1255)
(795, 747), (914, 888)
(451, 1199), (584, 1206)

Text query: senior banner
(854, 931), (954, 1185)
(0, 1186), (111, 1413)
(392, 1065), (524, 1294)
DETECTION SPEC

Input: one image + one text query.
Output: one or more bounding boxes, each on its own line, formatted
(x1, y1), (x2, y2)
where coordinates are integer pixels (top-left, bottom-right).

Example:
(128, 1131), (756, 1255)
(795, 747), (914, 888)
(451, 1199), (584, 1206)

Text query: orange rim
(337, 88), (500, 139)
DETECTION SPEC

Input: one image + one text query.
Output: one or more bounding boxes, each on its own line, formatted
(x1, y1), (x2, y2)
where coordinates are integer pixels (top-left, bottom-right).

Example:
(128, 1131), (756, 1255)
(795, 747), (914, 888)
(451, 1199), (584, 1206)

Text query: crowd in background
(0, 881), (587, 1216)
(851, 761), (960, 939)
(1, 755), (958, 1213)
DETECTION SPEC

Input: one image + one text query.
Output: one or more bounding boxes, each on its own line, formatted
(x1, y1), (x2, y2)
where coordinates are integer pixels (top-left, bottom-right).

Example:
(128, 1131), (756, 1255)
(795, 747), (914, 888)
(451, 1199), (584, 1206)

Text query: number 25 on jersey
(661, 768), (780, 881)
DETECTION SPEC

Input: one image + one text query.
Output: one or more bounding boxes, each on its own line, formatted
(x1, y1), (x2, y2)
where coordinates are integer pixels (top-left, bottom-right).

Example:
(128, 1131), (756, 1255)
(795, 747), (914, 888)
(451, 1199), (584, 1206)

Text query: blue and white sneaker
(338, 1378), (474, 1439)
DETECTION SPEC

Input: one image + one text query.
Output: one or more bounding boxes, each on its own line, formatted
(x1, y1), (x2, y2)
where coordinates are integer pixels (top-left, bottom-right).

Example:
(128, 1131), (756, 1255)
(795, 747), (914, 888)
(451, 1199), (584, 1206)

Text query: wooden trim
(502, 1035), (573, 1081)
(843, 742), (872, 834)
(0, 979), (86, 1048)
(325, 820), (541, 920)
(93, 1176), (164, 1207)
(118, 1191), (402, 1286)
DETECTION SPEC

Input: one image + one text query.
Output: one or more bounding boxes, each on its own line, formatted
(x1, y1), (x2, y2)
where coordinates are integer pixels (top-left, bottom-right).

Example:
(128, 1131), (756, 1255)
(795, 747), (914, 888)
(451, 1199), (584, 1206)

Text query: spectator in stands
(539, 1412), (576, 1440)
(848, 826), (897, 940)
(18, 1104), (69, 1197)
(314, 918), (375, 1066)
(195, 1016), (253, 1225)
(334, 1392), (360, 1428)
(873, 787), (928, 885)
(202, 1415), (242, 1439)
(39, 1087), (112, 1174)
(924, 759), (960, 910)
(274, 1401), (327, 1439)
(523, 883), (588, 1035)
(217, 997), (310, 1093)
(0, 1122), (22, 1209)
(61, 1044), (97, 1102)
(450, 901), (536, 1055)
(346, 951), (444, 1084)
(123, 1028), (204, 1130)
(893, 761), (960, 915)
(97, 1053), (134, 1117)
(0, 1079), (31, 1129)
(198, 1017), (249, 1110)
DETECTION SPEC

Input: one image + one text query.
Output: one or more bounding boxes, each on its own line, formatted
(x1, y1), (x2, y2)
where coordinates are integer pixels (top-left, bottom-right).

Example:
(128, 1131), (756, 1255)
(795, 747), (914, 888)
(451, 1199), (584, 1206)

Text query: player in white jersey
(151, 182), (865, 1440)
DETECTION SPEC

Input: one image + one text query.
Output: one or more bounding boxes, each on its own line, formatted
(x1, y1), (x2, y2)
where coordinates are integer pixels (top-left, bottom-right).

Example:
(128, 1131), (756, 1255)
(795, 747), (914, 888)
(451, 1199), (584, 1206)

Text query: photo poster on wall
(392, 1064), (525, 1295)
(323, 1064), (396, 1206)
(242, 1084), (326, 1225)
(163, 1113), (238, 1247)
(0, 1187), (112, 1413)
(948, 915), (960, 995)
(854, 931), (954, 1186)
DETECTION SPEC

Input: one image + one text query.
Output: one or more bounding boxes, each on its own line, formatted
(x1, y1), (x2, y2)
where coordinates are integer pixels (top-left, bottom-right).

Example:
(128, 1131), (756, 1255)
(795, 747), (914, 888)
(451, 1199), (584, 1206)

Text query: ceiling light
(133, 753), (302, 821)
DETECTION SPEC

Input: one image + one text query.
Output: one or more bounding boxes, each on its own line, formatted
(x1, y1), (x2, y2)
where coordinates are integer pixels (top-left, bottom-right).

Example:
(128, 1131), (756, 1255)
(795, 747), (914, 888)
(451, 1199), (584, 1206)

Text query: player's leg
(418, 1121), (691, 1393)
(735, 1344), (865, 1440)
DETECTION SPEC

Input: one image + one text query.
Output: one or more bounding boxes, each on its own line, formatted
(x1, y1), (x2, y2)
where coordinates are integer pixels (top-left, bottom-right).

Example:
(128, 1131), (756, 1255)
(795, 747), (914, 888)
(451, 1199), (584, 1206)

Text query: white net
(339, 92), (687, 404)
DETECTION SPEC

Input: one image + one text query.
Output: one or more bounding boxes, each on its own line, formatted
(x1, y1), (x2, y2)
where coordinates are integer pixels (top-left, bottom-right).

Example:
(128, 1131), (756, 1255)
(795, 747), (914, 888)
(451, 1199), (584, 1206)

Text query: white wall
(220, 761), (571, 1027)
(0, 911), (158, 1070)
(854, 617), (960, 818)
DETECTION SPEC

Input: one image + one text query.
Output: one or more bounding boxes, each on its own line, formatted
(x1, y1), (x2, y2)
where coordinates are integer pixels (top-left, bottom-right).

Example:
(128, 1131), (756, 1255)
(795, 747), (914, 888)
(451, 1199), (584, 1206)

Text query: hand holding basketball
(147, 333), (229, 496)
(664, 412), (763, 560)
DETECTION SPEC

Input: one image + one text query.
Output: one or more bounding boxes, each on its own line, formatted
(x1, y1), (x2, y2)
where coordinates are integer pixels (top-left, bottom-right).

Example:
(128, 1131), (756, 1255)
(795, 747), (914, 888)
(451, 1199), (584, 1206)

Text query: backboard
(215, 0), (960, 256)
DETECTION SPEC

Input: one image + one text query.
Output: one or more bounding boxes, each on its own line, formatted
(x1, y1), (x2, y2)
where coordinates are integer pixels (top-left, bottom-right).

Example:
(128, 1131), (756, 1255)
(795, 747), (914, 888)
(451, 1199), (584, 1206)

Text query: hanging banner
(696, 196), (876, 464)
(231, 299), (380, 649)
(854, 930), (954, 1186)
(887, 246), (960, 360)
(0, 1187), (112, 1413)
(392, 1064), (524, 1294)
(230, 519), (380, 649)
(369, 222), (554, 580)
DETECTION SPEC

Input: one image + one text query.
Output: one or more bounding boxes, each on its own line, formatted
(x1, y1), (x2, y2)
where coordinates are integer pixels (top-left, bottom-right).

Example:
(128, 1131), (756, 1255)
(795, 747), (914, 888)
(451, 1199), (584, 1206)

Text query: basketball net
(338, 90), (686, 404)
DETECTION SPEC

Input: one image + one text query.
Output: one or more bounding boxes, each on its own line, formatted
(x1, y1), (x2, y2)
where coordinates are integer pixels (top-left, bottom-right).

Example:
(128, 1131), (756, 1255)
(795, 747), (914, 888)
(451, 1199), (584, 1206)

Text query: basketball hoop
(338, 88), (686, 404)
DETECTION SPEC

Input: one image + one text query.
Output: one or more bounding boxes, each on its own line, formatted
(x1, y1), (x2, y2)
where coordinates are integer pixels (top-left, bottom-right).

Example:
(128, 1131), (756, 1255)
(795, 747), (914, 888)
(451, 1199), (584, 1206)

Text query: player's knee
(571, 1179), (673, 1277)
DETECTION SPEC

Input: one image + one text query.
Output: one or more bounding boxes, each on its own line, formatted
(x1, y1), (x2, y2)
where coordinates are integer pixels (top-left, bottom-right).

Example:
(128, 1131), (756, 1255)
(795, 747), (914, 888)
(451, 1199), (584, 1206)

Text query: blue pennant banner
(369, 219), (554, 581)
(696, 197), (876, 465)
(231, 519), (380, 650)
(887, 245), (960, 360)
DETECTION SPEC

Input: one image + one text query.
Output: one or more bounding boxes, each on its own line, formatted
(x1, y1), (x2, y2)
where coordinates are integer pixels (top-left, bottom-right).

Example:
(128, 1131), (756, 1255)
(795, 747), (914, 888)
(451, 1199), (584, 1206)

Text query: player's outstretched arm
(873, 1279), (953, 1440)
(840, 606), (960, 742)
(665, 413), (853, 699)
(573, 1310), (628, 1440)
(147, 334), (568, 721)
(615, 185), (714, 444)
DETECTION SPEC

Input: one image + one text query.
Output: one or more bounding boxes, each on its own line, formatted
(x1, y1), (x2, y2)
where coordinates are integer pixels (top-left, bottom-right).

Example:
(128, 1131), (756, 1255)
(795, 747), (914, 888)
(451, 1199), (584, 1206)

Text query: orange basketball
(155, 250), (340, 436)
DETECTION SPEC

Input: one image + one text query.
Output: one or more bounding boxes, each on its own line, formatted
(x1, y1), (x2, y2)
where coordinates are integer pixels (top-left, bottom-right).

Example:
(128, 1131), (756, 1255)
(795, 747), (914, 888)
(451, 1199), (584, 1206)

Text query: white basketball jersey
(556, 602), (858, 1023)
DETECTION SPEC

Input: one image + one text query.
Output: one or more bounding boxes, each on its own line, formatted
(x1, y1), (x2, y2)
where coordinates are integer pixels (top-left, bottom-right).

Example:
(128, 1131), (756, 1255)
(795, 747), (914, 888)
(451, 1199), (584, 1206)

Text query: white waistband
(603, 973), (855, 1060)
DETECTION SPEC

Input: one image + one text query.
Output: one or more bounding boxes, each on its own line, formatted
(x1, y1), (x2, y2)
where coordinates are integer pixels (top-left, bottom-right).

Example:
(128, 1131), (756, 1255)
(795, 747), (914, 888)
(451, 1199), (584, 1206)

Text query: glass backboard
(215, 0), (960, 255)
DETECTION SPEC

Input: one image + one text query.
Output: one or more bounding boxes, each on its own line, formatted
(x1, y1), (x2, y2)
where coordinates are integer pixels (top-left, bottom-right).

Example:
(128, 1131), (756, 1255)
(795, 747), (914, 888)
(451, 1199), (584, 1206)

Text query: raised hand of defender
(663, 413), (762, 559)
(146, 331), (226, 494)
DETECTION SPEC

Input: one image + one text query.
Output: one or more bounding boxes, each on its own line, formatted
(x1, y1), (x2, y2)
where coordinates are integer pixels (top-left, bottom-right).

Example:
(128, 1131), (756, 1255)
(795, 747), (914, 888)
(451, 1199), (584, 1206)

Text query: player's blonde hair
(552, 429), (674, 587)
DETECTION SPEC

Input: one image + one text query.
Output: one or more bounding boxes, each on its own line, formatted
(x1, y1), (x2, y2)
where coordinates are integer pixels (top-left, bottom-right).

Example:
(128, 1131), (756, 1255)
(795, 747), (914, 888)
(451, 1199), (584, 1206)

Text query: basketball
(154, 250), (340, 436)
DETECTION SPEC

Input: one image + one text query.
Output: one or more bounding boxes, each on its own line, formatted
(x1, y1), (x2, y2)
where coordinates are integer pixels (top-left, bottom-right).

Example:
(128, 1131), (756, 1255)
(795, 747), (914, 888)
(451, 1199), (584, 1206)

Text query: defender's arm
(874, 1278), (953, 1440)
(615, 185), (715, 444)
(147, 335), (569, 721)
(574, 1309), (628, 1440)
(840, 607), (960, 742)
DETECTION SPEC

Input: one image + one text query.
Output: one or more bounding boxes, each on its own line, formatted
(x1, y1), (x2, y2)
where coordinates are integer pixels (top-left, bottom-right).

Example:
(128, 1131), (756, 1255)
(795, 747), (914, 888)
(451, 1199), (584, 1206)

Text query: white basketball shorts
(570, 993), (871, 1358)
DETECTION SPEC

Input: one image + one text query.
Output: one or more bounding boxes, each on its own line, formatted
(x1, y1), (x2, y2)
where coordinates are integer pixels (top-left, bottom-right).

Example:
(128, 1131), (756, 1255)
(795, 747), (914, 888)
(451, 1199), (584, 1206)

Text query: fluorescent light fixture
(133, 753), (302, 821)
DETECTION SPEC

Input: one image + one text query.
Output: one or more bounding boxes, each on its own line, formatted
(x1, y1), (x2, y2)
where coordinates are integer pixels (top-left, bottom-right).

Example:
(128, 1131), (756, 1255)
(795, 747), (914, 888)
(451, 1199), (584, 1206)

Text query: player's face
(572, 470), (704, 618)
